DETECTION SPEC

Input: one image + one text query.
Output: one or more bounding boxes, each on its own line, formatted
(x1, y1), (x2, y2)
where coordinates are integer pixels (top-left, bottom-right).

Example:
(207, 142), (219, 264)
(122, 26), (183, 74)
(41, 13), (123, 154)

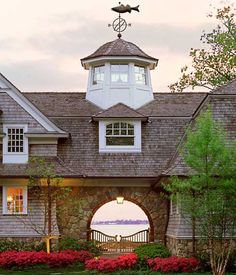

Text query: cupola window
(93, 65), (105, 85)
(111, 65), (128, 83)
(106, 122), (134, 146)
(134, 65), (146, 85)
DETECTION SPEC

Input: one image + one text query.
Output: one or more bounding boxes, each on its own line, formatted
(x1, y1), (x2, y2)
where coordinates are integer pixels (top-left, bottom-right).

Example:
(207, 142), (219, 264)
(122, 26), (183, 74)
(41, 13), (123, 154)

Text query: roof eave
(25, 132), (69, 138)
(81, 56), (158, 70)
(92, 116), (148, 122)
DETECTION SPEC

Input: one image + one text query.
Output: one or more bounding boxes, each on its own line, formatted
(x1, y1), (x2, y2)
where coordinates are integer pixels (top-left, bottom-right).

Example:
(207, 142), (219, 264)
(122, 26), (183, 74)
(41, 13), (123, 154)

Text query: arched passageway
(90, 200), (150, 237)
(88, 199), (153, 252)
(57, 186), (169, 245)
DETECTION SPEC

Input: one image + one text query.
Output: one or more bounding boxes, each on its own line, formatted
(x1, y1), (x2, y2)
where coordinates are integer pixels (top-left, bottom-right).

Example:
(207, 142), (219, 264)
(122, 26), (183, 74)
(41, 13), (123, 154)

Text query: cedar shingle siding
(0, 77), (235, 244)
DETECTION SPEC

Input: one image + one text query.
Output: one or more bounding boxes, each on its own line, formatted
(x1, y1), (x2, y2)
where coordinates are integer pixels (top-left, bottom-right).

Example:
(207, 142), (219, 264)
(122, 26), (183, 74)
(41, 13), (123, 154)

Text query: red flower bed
(85, 253), (138, 272)
(0, 250), (94, 269)
(148, 256), (200, 273)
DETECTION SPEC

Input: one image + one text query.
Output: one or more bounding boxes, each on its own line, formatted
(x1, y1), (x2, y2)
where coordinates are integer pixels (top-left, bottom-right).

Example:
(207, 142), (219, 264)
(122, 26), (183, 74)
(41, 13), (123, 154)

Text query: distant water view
(91, 220), (149, 236)
(91, 201), (150, 237)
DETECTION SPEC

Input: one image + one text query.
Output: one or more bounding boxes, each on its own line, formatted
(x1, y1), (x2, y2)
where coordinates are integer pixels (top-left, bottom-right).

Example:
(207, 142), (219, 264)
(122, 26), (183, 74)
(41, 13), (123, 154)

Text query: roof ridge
(23, 92), (86, 94)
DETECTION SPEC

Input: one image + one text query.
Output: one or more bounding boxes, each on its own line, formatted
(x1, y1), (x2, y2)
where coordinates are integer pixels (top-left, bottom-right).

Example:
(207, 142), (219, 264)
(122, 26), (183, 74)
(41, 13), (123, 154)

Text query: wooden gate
(90, 229), (149, 252)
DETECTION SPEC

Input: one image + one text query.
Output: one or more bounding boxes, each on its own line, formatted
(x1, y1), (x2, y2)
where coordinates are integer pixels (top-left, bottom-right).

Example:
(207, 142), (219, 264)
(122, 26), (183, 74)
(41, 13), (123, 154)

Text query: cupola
(81, 38), (158, 109)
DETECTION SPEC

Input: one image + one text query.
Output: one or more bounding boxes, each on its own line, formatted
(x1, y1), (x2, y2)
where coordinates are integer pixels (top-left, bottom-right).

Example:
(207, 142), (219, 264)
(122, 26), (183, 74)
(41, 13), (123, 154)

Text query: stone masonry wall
(57, 186), (169, 243)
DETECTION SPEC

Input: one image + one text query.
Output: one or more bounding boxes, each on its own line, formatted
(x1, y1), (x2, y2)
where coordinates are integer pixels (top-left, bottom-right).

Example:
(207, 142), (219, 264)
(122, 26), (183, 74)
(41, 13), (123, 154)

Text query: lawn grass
(0, 267), (235, 275)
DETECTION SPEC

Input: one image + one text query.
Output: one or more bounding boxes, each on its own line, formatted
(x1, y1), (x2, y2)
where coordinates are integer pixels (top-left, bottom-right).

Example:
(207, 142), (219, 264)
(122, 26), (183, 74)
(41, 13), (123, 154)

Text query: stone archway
(57, 186), (168, 243)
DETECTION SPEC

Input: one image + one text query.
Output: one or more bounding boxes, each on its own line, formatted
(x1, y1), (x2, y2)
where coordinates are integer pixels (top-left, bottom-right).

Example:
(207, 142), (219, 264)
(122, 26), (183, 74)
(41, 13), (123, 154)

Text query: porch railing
(90, 229), (149, 252)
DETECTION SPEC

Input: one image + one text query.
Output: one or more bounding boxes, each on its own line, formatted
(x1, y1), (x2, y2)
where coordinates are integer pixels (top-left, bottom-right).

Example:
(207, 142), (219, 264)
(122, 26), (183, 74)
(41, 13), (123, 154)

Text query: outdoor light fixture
(116, 196), (124, 204)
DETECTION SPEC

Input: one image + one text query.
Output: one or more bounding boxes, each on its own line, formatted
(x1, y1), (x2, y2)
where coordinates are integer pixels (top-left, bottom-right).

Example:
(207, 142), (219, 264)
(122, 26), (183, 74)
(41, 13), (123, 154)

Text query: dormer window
(106, 122), (134, 146)
(99, 120), (141, 153)
(3, 124), (28, 163)
(7, 128), (24, 153)
(135, 65), (146, 85)
(93, 65), (105, 85)
(111, 65), (128, 83)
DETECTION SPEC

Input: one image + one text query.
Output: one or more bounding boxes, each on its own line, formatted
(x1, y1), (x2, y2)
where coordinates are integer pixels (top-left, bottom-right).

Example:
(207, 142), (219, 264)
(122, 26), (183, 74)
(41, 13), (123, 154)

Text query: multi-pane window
(134, 65), (146, 85)
(7, 128), (24, 153)
(93, 66), (105, 85)
(3, 187), (27, 215)
(111, 65), (128, 83)
(106, 122), (134, 146)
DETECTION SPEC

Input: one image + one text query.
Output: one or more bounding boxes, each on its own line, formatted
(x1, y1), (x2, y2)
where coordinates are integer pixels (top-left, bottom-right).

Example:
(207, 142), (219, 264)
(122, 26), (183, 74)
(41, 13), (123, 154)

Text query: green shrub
(57, 237), (101, 255)
(134, 243), (170, 265)
(0, 239), (46, 252)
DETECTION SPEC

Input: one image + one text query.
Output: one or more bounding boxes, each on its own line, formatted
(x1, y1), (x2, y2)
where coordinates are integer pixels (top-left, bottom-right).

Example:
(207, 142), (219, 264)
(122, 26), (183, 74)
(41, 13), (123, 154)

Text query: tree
(27, 157), (71, 253)
(169, 5), (236, 92)
(164, 109), (236, 275)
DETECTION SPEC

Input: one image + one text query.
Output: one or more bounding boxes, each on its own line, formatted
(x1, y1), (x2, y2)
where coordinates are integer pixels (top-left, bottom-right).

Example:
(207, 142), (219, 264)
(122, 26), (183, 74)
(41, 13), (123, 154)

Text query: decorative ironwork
(90, 229), (149, 253)
(109, 2), (139, 38)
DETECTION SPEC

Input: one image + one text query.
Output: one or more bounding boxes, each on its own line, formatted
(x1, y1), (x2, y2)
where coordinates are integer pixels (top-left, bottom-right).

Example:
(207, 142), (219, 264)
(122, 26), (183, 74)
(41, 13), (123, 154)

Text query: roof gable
(92, 102), (147, 121)
(0, 73), (66, 134)
(212, 78), (236, 94)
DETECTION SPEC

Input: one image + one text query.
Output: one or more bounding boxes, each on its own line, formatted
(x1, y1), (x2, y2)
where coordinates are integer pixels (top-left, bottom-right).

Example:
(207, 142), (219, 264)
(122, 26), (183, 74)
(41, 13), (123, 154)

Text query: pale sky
(91, 200), (148, 221)
(0, 0), (228, 93)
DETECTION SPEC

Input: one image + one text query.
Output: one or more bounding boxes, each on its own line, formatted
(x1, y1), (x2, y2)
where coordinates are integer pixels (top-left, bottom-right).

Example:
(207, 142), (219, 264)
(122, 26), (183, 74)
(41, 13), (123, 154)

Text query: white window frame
(110, 64), (129, 84)
(99, 120), (141, 153)
(3, 124), (28, 163)
(92, 65), (105, 85)
(2, 186), (28, 215)
(134, 65), (147, 85)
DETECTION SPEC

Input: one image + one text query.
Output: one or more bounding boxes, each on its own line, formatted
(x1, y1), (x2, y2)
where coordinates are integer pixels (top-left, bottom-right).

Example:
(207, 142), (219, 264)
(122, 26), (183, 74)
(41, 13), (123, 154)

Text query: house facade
(0, 38), (235, 256)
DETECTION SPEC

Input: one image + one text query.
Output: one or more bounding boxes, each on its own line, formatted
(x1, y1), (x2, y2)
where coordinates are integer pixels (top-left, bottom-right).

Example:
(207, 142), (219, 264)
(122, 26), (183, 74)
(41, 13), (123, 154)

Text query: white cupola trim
(81, 38), (158, 109)
(86, 62), (154, 109)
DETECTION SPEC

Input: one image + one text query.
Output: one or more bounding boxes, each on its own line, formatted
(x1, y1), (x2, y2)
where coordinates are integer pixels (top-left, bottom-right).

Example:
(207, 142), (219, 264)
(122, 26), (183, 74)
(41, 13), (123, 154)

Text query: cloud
(26, 15), (214, 59)
(0, 59), (87, 92)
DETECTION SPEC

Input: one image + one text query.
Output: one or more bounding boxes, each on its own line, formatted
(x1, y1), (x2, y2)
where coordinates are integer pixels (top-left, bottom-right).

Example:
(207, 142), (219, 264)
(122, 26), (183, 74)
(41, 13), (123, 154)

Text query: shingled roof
(21, 92), (209, 177)
(139, 93), (207, 117)
(81, 38), (158, 63)
(23, 92), (207, 118)
(212, 79), (236, 94)
(92, 103), (148, 121)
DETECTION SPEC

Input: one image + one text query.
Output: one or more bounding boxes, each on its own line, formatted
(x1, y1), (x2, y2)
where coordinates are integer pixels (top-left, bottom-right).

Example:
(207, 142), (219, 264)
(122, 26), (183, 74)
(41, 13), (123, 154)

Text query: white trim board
(0, 73), (66, 134)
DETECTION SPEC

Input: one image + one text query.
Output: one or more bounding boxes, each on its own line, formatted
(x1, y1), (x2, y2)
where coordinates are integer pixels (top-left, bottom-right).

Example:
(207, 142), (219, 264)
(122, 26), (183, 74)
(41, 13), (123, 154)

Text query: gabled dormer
(81, 38), (158, 109)
(0, 73), (68, 164)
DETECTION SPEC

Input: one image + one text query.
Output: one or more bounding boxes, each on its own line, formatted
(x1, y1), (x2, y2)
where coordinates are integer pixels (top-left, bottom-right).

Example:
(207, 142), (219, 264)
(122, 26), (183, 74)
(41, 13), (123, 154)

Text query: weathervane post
(109, 2), (139, 38)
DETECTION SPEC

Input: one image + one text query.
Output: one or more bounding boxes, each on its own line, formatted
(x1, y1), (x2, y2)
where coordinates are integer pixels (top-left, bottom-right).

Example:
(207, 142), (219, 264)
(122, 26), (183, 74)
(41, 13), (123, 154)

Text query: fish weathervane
(109, 2), (140, 38)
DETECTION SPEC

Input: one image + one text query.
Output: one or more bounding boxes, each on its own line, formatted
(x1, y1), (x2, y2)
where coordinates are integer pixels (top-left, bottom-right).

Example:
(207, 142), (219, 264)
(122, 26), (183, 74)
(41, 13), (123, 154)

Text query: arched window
(106, 122), (134, 146)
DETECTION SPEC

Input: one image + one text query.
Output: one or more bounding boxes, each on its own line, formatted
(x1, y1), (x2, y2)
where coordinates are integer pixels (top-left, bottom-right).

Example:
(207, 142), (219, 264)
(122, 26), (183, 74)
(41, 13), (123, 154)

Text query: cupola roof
(81, 38), (158, 69)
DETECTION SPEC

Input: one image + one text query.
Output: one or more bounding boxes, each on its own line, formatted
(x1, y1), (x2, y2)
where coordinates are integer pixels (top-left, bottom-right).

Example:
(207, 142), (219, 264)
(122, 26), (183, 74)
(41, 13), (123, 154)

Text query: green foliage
(169, 5), (236, 92)
(0, 239), (46, 252)
(164, 109), (236, 275)
(57, 237), (101, 255)
(197, 249), (236, 272)
(134, 243), (170, 265)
